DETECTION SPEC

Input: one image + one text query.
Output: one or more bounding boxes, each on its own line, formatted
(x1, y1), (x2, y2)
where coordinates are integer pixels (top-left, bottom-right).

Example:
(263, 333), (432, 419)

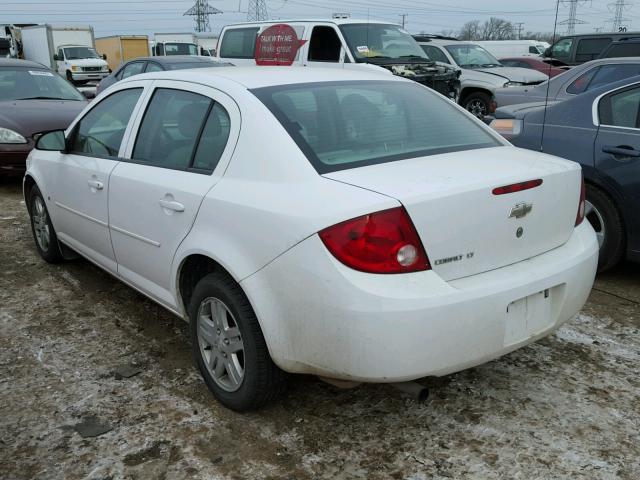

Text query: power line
(247, 0), (269, 21)
(558, 0), (588, 35)
(183, 0), (222, 32)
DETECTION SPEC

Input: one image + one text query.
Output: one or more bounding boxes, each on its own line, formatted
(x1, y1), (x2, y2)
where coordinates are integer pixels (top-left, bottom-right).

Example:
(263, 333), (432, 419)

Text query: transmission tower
(247, 0), (269, 21)
(558, 0), (588, 35)
(607, 0), (632, 32)
(183, 0), (222, 32)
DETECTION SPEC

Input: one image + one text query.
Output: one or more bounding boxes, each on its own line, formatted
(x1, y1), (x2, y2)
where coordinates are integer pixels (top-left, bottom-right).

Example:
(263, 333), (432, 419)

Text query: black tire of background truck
(188, 271), (287, 411)
(462, 91), (491, 118)
(586, 184), (625, 272)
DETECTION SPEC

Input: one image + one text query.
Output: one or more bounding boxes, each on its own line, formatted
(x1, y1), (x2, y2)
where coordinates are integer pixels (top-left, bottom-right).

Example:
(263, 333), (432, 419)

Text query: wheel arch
(583, 176), (630, 245)
(459, 86), (493, 104)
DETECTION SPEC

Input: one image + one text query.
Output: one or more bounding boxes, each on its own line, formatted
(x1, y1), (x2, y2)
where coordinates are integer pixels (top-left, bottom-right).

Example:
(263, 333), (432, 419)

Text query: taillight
(319, 207), (430, 274)
(575, 173), (585, 226)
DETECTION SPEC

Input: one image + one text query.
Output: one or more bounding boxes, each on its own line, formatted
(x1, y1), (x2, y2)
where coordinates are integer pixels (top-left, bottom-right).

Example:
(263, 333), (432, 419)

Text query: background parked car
(0, 58), (87, 175)
(598, 37), (640, 60)
(493, 57), (640, 111)
(490, 76), (640, 271)
(544, 32), (640, 66)
(414, 35), (547, 117)
(499, 57), (567, 78)
(96, 55), (232, 94)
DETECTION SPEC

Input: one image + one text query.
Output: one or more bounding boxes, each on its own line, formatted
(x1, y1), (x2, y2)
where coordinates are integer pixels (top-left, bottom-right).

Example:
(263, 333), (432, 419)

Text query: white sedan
(24, 67), (598, 411)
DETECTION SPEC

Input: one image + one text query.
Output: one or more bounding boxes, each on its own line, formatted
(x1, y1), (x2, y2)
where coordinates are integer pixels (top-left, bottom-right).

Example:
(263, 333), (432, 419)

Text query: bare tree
(459, 20), (481, 40)
(480, 17), (515, 40)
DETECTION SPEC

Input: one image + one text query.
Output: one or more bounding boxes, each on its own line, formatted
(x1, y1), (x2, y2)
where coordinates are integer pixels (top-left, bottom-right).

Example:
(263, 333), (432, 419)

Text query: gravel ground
(1, 177), (639, 480)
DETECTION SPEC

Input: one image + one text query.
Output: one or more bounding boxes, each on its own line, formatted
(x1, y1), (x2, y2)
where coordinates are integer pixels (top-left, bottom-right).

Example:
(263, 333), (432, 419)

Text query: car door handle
(602, 145), (640, 158)
(87, 179), (104, 190)
(159, 199), (185, 212)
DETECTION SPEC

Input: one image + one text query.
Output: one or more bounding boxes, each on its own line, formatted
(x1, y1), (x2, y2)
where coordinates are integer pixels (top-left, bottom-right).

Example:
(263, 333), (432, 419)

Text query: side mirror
(543, 47), (551, 57)
(82, 90), (96, 99)
(102, 54), (107, 60)
(53, 54), (60, 61)
(35, 130), (66, 151)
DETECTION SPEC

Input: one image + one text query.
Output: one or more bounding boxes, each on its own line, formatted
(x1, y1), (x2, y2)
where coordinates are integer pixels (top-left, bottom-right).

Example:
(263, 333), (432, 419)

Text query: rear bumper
(241, 222), (598, 382)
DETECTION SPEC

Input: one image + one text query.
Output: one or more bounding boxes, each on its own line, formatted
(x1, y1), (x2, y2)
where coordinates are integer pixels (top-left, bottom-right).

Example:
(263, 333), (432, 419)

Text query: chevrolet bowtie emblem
(509, 202), (533, 219)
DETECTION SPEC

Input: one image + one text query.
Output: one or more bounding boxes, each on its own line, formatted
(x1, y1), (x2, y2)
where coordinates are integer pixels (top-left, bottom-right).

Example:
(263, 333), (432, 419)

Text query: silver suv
(414, 35), (548, 117)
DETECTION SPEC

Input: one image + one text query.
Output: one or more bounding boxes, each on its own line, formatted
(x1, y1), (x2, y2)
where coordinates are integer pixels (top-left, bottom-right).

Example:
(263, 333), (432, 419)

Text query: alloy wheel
(32, 197), (50, 252)
(585, 200), (605, 248)
(466, 99), (487, 118)
(197, 297), (245, 392)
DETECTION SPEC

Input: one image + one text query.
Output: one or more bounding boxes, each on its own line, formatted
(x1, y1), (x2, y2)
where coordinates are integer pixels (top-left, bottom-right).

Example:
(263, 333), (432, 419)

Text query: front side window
(599, 86), (640, 128)
(57, 48), (64, 60)
(575, 38), (612, 63)
(121, 62), (145, 79)
(551, 38), (574, 61)
(253, 81), (500, 173)
(0, 67), (84, 101)
(219, 27), (259, 59)
(444, 44), (501, 68)
(420, 45), (450, 64)
(339, 24), (427, 62)
(132, 88), (230, 173)
(308, 26), (342, 62)
(71, 88), (142, 157)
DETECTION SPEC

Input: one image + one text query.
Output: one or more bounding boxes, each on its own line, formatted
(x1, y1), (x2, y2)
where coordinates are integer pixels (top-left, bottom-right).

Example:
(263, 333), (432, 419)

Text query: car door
(594, 84), (640, 242)
(108, 80), (240, 309)
(47, 83), (146, 273)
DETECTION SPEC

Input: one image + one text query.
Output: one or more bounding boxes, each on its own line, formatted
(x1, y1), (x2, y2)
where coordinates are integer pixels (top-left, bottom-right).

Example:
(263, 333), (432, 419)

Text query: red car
(0, 58), (88, 176)
(499, 57), (567, 78)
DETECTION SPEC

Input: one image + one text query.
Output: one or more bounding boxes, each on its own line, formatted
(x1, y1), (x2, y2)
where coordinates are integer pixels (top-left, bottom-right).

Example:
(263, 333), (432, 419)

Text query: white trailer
(153, 32), (200, 56)
(21, 25), (109, 83)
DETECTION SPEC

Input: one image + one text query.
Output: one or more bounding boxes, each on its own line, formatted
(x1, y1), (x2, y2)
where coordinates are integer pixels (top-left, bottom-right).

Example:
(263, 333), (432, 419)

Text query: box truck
(96, 35), (150, 71)
(20, 25), (109, 84)
(153, 32), (199, 56)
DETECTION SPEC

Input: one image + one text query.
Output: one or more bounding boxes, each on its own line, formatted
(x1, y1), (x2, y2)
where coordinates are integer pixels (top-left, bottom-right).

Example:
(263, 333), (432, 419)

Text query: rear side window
(71, 88), (142, 158)
(599, 86), (640, 128)
(568, 64), (640, 94)
(219, 27), (259, 59)
(253, 81), (500, 173)
(132, 88), (230, 173)
(567, 67), (599, 94)
(603, 43), (640, 58)
(121, 62), (145, 79)
(145, 62), (164, 73)
(575, 38), (612, 63)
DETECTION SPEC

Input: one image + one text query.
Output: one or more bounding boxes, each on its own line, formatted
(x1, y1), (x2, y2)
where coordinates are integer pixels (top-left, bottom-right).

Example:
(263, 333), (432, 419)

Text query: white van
(476, 40), (550, 59)
(216, 19), (460, 100)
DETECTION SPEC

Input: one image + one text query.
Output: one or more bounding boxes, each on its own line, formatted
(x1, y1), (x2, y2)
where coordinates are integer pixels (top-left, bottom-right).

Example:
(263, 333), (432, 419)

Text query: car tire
(463, 92), (491, 118)
(188, 271), (287, 411)
(29, 186), (63, 263)
(65, 71), (73, 83)
(585, 184), (624, 272)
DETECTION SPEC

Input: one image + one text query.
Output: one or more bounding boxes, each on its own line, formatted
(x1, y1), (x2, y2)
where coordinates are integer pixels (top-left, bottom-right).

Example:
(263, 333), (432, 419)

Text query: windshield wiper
(17, 96), (78, 101)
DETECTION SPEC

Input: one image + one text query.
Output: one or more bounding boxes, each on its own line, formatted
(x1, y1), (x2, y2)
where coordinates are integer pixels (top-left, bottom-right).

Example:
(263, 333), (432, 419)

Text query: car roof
(120, 66), (401, 90)
(125, 55), (222, 64)
(0, 58), (49, 69)
(581, 56), (640, 66)
(223, 18), (398, 27)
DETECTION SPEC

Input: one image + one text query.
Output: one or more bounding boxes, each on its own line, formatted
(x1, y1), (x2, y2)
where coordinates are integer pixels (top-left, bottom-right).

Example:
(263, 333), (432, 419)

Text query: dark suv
(546, 32), (640, 66)
(598, 37), (640, 59)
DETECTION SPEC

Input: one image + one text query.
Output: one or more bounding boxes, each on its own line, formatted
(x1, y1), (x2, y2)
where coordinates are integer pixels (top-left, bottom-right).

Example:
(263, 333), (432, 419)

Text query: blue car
(491, 75), (640, 271)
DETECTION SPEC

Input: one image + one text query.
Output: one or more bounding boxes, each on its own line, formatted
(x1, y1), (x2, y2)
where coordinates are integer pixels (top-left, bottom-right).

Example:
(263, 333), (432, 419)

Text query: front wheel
(189, 271), (287, 411)
(29, 186), (63, 263)
(585, 185), (624, 272)
(463, 92), (491, 119)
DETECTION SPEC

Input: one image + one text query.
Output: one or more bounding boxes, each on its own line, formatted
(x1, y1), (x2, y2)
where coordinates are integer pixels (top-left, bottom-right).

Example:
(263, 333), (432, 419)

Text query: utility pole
(514, 22), (524, 39)
(558, 0), (588, 35)
(183, 0), (222, 32)
(247, 0), (269, 21)
(607, 0), (632, 32)
(399, 14), (408, 29)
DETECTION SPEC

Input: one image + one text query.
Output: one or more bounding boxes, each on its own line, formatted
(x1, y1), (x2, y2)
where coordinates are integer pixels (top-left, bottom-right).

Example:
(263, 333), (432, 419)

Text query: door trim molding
(110, 224), (161, 247)
(55, 201), (108, 227)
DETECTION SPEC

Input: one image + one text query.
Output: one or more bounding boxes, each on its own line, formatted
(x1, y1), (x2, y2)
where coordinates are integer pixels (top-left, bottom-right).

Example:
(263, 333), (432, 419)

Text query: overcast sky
(3, 0), (638, 37)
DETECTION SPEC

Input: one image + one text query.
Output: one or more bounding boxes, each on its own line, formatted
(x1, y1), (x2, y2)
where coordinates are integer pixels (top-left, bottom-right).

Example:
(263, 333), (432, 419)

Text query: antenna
(606, 0), (633, 32)
(558, 0), (588, 35)
(183, 0), (222, 32)
(247, 0), (269, 21)
(541, 0), (562, 152)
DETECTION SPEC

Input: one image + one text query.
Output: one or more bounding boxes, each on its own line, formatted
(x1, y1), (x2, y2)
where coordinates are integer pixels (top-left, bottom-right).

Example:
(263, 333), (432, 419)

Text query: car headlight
(71, 65), (79, 72)
(0, 128), (27, 144)
(504, 81), (524, 87)
(489, 118), (523, 140)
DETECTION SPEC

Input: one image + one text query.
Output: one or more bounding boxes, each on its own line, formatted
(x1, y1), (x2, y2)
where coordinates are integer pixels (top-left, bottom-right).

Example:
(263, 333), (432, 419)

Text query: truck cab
(153, 41), (199, 56)
(217, 19), (460, 101)
(54, 44), (109, 84)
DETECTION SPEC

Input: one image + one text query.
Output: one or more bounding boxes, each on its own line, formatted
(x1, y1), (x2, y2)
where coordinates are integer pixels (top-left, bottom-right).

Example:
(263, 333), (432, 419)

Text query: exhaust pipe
(391, 382), (429, 402)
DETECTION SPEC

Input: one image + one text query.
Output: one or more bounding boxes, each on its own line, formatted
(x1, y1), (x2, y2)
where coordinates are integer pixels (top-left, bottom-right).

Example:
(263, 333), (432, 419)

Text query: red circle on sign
(255, 24), (305, 66)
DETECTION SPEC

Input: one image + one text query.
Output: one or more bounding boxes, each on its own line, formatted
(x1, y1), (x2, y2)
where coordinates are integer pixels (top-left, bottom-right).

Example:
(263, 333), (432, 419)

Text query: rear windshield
(252, 80), (500, 173)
